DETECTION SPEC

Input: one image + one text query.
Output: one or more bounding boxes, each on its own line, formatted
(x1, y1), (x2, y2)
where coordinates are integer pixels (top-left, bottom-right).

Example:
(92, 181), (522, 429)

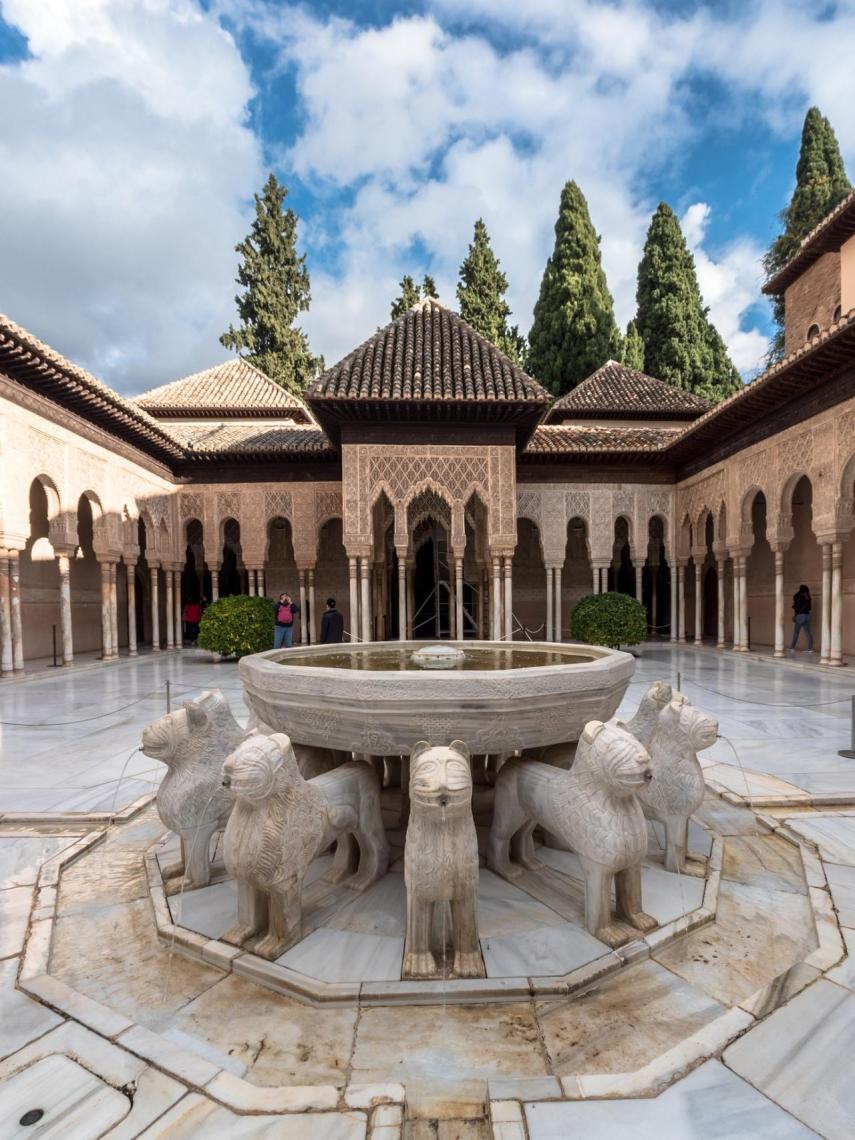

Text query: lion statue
(244, 710), (349, 778)
(141, 689), (244, 888)
(631, 694), (717, 875)
(221, 733), (389, 960)
(488, 720), (657, 947)
(403, 741), (483, 979)
(622, 680), (675, 750)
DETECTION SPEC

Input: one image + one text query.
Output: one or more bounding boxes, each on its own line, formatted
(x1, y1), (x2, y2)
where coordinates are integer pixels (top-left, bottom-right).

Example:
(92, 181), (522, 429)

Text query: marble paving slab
(0, 836), (81, 890)
(0, 886), (33, 959)
(169, 880), (237, 940)
(0, 957), (62, 1062)
(721, 835), (807, 896)
(823, 862), (855, 927)
(524, 1059), (817, 1138)
(724, 979), (855, 1139)
(326, 872), (407, 937)
(475, 869), (567, 937)
(825, 927), (855, 990)
(0, 1053), (131, 1137)
(278, 927), (404, 983)
(134, 1095), (367, 1138)
(481, 920), (608, 978)
(784, 815), (855, 865)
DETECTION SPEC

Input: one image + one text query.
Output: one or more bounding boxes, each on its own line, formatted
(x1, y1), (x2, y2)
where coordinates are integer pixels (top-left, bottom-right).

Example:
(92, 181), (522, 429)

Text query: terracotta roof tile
(135, 358), (311, 420)
(308, 298), (548, 405)
(165, 421), (334, 459)
(548, 361), (712, 421)
(525, 423), (680, 454)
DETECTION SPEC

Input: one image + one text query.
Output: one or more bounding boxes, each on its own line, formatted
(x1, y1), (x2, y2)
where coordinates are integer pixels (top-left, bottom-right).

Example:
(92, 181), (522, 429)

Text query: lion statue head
(141, 689), (243, 769)
(667, 698), (718, 752)
(578, 720), (653, 795)
(222, 732), (298, 802)
(410, 740), (472, 815)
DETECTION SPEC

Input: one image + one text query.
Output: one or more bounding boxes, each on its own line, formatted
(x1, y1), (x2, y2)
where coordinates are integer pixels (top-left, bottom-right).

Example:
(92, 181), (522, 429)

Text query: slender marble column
(694, 560), (702, 643)
(820, 543), (831, 663)
(503, 555), (513, 642)
(773, 550), (785, 658)
(732, 558), (741, 649)
(635, 563), (643, 602)
(592, 564), (600, 595)
(150, 565), (161, 651)
(258, 570), (265, 597)
(670, 564), (678, 642)
(545, 565), (553, 642)
(126, 561), (138, 657)
(308, 569), (317, 644)
(173, 570), (183, 649)
(455, 557), (464, 642)
(56, 552), (73, 665)
(407, 563), (415, 639)
(738, 557), (749, 651)
(492, 557), (502, 639)
(348, 557), (359, 642)
(9, 552), (23, 671)
(299, 571), (308, 644)
(210, 567), (219, 602)
(554, 566), (562, 643)
(247, 570), (256, 597)
(0, 555), (13, 675)
(716, 558), (726, 649)
(360, 557), (371, 643)
(677, 564), (686, 644)
(165, 567), (174, 649)
(398, 555), (407, 641)
(109, 563), (119, 658)
(100, 561), (113, 661)
(830, 541), (844, 666)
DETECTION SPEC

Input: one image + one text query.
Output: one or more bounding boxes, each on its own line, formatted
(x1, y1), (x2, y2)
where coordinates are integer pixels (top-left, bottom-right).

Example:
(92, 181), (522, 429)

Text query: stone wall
(784, 251), (841, 356)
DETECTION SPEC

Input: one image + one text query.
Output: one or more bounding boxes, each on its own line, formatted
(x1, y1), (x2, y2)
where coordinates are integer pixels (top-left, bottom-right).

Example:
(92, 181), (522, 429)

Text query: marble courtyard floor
(1, 644), (855, 1137)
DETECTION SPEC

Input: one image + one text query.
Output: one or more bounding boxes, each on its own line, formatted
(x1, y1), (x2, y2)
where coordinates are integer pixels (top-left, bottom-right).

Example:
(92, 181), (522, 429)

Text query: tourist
(182, 599), (202, 644)
(790, 584), (813, 652)
(274, 592), (299, 649)
(319, 597), (344, 644)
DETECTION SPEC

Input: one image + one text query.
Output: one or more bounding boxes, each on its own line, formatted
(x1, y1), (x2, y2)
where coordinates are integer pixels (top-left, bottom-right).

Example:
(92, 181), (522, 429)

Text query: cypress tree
(220, 173), (322, 394)
(390, 275), (424, 319)
(456, 219), (524, 363)
(764, 107), (851, 359)
(622, 319), (645, 371)
(422, 274), (439, 300)
(635, 203), (740, 402)
(528, 181), (621, 395)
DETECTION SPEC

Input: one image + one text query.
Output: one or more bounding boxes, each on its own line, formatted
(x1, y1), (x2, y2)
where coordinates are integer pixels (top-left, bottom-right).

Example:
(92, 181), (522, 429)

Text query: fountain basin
(239, 639), (634, 755)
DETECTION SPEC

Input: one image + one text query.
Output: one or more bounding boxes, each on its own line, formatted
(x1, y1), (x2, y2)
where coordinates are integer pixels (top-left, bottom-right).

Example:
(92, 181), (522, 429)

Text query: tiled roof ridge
(763, 187), (855, 293)
(308, 297), (549, 405)
(0, 313), (184, 458)
(550, 360), (712, 417)
(135, 357), (309, 416)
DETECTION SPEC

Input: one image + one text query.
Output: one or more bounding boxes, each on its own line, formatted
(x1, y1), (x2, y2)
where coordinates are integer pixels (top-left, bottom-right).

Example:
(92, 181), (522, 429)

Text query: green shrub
(198, 595), (274, 659)
(570, 591), (647, 648)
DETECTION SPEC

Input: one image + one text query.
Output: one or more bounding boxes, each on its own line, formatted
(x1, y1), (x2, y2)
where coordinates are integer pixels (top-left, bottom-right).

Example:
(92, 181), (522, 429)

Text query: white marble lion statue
(487, 719), (657, 947)
(624, 686), (717, 875)
(221, 732), (389, 960)
(403, 740), (483, 979)
(141, 689), (244, 888)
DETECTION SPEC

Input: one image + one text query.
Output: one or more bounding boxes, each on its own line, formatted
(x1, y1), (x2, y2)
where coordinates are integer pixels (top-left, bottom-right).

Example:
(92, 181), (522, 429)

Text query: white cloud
(0, 0), (262, 392)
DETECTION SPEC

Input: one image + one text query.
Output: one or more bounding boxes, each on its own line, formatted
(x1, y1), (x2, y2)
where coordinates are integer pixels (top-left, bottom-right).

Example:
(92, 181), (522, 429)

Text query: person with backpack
(274, 592), (300, 649)
(790, 584), (813, 652)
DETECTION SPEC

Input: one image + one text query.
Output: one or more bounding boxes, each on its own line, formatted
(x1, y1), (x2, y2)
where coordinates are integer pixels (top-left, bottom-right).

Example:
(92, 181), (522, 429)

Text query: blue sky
(0, 1), (853, 394)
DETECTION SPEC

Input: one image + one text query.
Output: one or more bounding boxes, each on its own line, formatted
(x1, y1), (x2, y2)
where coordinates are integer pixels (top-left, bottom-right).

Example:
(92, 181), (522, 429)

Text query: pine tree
(764, 107), (851, 359)
(622, 319), (645, 371)
(527, 181), (621, 395)
(456, 219), (524, 363)
(635, 203), (740, 402)
(220, 173), (322, 394)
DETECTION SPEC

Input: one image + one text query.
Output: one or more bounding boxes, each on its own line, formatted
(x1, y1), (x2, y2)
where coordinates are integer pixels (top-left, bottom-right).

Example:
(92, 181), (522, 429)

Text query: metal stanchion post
(49, 624), (60, 668)
(677, 671), (682, 693)
(839, 695), (855, 759)
(166, 679), (171, 714)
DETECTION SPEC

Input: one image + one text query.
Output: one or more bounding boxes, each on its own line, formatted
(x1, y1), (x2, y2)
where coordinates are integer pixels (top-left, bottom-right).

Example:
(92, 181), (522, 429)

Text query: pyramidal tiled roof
(307, 298), (548, 405)
(135, 358), (311, 421)
(547, 361), (712, 422)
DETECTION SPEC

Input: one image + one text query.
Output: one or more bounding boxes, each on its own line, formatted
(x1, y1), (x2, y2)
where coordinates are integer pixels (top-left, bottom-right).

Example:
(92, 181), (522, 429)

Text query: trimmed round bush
(570, 591), (647, 649)
(198, 595), (275, 659)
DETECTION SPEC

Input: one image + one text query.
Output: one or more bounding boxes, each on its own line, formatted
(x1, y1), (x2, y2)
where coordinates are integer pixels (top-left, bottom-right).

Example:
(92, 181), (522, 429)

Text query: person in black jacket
(319, 598), (344, 644)
(790, 584), (813, 652)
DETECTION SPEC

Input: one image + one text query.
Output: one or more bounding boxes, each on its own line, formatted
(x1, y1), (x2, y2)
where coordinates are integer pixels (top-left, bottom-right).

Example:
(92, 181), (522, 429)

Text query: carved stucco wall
(341, 444), (517, 555)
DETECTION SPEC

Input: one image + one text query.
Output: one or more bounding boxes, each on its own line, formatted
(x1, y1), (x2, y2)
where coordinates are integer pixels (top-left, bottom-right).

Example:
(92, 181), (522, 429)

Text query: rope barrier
(0, 684), (170, 727)
(678, 675), (851, 708)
